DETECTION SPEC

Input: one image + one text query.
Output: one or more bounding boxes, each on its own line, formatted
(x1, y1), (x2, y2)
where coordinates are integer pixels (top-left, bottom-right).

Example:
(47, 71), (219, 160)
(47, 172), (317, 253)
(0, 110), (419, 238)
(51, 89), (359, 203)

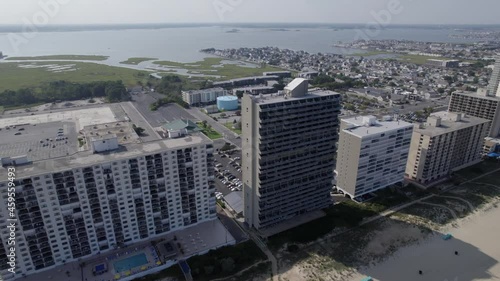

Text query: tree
(235, 110), (241, 116)
(220, 257), (235, 273)
(233, 119), (237, 124)
(202, 120), (208, 128)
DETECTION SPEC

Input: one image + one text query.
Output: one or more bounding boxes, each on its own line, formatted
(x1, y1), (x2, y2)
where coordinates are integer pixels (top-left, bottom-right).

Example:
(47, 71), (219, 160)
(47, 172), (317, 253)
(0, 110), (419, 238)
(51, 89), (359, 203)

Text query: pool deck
(16, 219), (235, 281)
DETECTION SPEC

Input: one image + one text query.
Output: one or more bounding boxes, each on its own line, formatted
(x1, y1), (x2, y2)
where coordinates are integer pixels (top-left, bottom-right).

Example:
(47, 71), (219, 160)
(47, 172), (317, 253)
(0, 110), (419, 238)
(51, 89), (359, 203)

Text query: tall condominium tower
(405, 112), (490, 186)
(335, 116), (413, 200)
(487, 55), (500, 96)
(242, 78), (341, 231)
(0, 118), (216, 280)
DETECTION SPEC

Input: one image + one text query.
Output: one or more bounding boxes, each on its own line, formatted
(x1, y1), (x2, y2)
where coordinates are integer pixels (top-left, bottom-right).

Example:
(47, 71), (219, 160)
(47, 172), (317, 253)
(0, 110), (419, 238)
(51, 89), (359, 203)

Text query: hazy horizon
(1, 0), (500, 26)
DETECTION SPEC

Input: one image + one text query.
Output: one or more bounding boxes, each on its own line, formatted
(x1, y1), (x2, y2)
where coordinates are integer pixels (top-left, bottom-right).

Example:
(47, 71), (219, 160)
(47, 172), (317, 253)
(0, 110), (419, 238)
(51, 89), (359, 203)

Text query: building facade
(487, 55), (500, 96)
(0, 136), (216, 279)
(449, 91), (500, 137)
(242, 78), (341, 230)
(181, 88), (227, 106)
(335, 116), (413, 199)
(405, 112), (490, 186)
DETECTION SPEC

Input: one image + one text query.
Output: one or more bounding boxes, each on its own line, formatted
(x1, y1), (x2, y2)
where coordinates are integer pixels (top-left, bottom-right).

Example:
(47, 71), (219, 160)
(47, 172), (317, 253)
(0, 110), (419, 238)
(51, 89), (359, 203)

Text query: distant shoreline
(0, 23), (499, 33)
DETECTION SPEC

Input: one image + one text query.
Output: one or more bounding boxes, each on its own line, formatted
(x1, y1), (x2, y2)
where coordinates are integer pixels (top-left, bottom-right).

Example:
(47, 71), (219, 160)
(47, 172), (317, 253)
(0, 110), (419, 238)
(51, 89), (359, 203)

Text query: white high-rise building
(335, 116), (413, 199)
(181, 88), (228, 106)
(0, 119), (216, 280)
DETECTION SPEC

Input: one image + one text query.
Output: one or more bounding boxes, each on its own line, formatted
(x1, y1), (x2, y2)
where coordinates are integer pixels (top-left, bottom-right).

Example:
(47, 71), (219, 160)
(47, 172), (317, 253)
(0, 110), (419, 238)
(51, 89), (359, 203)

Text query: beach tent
(443, 233), (453, 240)
(361, 277), (373, 281)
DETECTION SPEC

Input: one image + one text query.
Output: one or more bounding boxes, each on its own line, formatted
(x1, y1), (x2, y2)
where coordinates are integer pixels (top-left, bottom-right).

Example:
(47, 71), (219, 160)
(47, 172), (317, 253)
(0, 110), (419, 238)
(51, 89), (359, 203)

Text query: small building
(91, 134), (119, 153)
(162, 119), (201, 138)
(182, 88), (228, 106)
(298, 71), (319, 80)
(233, 86), (275, 96)
(217, 96), (239, 111)
(263, 71), (292, 78)
(427, 59), (460, 68)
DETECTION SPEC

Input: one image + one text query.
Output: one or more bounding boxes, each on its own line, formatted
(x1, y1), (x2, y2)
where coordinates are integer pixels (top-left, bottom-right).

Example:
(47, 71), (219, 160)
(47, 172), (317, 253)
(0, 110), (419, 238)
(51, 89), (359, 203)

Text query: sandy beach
(349, 204), (500, 281)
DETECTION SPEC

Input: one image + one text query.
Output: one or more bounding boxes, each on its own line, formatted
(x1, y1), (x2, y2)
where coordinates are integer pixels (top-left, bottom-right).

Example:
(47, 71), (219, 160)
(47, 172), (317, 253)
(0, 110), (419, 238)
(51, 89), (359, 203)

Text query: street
(186, 107), (242, 148)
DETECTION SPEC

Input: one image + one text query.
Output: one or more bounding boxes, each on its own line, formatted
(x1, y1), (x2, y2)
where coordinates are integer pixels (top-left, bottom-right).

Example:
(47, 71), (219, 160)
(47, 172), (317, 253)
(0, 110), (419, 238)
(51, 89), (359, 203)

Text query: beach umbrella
(156, 261), (162, 265)
(141, 266), (147, 271)
(125, 271), (131, 276)
(114, 274), (121, 280)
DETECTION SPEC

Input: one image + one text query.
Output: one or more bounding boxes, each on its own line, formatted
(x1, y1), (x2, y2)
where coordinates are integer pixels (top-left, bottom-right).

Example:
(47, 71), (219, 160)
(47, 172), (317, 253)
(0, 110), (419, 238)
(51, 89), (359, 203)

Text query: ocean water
(0, 24), (481, 65)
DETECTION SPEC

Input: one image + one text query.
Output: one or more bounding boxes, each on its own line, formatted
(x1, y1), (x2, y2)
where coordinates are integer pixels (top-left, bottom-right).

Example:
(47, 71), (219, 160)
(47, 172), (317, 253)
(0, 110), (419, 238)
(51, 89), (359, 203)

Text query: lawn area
(197, 122), (223, 139)
(153, 57), (286, 80)
(0, 62), (150, 92)
(120, 57), (158, 65)
(224, 122), (242, 135)
(5, 55), (108, 61)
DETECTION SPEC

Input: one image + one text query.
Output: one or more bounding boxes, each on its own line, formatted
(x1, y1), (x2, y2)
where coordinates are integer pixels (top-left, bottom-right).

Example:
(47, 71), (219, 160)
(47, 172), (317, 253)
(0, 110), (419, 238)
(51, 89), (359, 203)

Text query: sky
(1, 0), (500, 26)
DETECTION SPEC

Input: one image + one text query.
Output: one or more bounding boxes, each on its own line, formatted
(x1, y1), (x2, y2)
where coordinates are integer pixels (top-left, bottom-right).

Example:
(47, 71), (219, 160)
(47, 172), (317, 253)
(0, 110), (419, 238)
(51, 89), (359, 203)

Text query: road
(216, 206), (248, 243)
(186, 107), (242, 148)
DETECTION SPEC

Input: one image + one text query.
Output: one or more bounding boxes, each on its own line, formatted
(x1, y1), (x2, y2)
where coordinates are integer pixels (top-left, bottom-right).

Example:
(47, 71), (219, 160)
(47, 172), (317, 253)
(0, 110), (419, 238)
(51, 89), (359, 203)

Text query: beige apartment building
(405, 112), (490, 186)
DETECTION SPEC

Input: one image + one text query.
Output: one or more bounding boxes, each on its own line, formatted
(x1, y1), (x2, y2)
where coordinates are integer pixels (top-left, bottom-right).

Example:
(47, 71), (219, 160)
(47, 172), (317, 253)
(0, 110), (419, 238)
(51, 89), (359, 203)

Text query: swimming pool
(113, 253), (148, 273)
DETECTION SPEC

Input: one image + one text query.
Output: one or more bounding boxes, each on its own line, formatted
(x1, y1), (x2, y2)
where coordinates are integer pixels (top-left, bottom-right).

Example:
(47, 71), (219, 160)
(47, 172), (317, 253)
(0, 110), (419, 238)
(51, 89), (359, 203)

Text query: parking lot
(213, 147), (243, 198)
(131, 91), (196, 128)
(0, 121), (78, 161)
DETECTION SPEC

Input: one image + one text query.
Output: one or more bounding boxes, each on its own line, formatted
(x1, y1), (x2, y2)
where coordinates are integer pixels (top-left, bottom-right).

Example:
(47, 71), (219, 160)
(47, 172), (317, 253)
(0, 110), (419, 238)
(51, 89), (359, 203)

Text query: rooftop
(453, 91), (500, 102)
(233, 86), (274, 91)
(0, 134), (211, 182)
(284, 78), (308, 92)
(162, 119), (200, 132)
(249, 89), (340, 105)
(415, 111), (491, 137)
(83, 122), (140, 146)
(183, 87), (225, 94)
(342, 116), (413, 138)
(0, 105), (138, 163)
